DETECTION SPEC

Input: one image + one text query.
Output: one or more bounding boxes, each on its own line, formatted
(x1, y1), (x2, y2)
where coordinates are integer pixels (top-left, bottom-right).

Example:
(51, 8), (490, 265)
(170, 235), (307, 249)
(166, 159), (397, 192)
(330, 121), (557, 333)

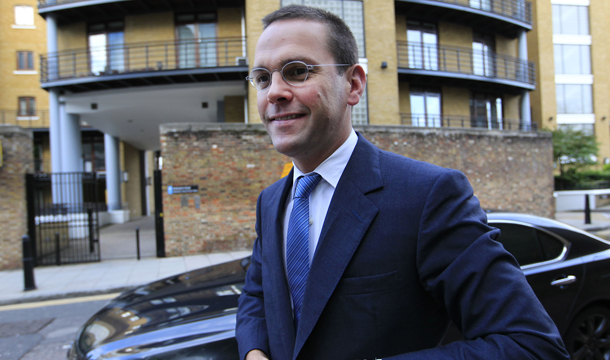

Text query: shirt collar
(292, 129), (358, 189)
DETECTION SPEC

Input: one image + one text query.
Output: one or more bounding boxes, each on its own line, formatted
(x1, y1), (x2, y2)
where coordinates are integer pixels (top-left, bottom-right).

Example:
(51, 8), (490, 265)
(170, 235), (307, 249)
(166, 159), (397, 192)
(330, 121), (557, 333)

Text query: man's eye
(256, 75), (270, 84)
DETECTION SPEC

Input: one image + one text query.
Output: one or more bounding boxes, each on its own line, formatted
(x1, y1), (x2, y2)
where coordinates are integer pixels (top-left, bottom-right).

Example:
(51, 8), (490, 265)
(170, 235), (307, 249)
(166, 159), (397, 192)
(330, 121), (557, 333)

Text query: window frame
(17, 51), (35, 70)
(87, 20), (125, 75)
(18, 97), (36, 116)
(489, 220), (569, 269)
(409, 87), (442, 127)
(14, 5), (35, 27)
(175, 12), (218, 68)
(470, 92), (503, 129)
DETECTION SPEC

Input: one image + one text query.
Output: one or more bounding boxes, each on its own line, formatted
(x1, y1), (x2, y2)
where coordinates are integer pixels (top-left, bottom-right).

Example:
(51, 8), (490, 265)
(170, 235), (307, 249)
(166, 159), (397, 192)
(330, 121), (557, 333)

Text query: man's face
(253, 19), (354, 172)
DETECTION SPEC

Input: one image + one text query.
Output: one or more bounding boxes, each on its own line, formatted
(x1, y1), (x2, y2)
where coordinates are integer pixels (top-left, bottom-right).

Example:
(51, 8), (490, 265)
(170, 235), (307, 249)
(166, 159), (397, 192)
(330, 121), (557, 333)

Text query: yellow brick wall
(364, 0), (400, 125)
(245, 0), (279, 124)
(57, 22), (87, 51)
(224, 95), (245, 123)
(496, 35), (517, 57)
(395, 14), (407, 42)
(590, 0), (610, 161)
(218, 8), (242, 37)
(125, 12), (174, 43)
(438, 22), (471, 48)
(442, 86), (470, 117)
(124, 143), (142, 218)
(503, 94), (520, 121)
(0, 0), (48, 126)
(528, 0), (556, 131)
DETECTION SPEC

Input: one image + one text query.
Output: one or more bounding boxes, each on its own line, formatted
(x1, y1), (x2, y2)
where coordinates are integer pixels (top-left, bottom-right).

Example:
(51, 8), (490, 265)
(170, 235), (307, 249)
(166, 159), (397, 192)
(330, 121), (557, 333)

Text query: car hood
(75, 257), (249, 359)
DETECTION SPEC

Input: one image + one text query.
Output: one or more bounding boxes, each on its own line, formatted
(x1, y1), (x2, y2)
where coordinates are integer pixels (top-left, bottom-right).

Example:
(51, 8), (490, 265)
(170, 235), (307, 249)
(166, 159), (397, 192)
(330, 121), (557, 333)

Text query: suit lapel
(262, 171), (297, 360)
(293, 134), (384, 359)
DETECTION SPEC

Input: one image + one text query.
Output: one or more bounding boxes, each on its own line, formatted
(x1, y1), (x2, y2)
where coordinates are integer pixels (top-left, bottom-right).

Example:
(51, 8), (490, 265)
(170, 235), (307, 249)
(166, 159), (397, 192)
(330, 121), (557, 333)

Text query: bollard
(88, 208), (94, 253)
(136, 227), (141, 260)
(55, 232), (61, 266)
(585, 194), (591, 225)
(22, 235), (36, 291)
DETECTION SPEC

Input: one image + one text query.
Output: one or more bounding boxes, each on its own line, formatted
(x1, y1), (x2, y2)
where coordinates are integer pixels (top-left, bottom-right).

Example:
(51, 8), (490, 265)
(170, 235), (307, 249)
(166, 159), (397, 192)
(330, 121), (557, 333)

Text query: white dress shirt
(283, 129), (358, 267)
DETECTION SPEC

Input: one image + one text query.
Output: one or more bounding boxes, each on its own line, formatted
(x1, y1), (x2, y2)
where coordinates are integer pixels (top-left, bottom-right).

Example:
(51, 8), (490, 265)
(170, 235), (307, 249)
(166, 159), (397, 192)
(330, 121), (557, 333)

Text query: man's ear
(346, 64), (367, 107)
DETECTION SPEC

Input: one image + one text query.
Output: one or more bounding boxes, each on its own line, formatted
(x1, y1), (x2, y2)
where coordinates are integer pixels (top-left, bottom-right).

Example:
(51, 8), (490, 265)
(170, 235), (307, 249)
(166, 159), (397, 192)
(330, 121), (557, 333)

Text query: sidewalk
(2, 211), (610, 307)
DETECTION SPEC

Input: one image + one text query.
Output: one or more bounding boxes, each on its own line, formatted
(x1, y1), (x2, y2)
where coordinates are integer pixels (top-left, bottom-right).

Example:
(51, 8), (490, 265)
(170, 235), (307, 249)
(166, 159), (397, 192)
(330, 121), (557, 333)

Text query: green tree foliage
(552, 127), (599, 176)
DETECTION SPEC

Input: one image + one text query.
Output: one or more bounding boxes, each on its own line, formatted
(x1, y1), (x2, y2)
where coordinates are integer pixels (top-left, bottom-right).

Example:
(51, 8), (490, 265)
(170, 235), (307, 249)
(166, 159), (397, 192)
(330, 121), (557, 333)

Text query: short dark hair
(262, 5), (359, 71)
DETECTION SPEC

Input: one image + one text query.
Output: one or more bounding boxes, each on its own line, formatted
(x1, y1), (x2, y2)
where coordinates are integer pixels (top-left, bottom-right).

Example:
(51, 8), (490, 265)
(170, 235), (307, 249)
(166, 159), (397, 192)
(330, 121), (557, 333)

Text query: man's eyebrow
(252, 56), (318, 70)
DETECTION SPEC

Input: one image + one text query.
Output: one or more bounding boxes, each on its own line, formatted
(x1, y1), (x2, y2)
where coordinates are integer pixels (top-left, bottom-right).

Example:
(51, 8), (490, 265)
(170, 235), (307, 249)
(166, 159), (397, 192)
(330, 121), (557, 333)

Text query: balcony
(396, 0), (531, 38)
(401, 113), (537, 131)
(1, 110), (50, 129)
(41, 37), (248, 93)
(397, 42), (535, 93)
(38, 0), (245, 24)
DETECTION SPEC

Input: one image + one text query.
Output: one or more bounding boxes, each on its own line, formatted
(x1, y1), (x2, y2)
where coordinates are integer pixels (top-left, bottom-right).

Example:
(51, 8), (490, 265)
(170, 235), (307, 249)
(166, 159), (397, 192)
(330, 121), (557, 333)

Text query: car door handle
(551, 275), (577, 287)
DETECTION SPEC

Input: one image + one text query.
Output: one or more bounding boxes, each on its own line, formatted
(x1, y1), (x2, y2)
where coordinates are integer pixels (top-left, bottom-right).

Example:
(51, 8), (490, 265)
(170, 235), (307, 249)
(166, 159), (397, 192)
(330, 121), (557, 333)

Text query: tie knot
(295, 173), (322, 199)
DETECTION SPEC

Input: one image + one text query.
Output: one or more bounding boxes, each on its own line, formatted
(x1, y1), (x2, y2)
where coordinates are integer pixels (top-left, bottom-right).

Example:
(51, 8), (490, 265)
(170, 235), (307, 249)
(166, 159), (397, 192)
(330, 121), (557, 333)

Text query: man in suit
(236, 5), (569, 360)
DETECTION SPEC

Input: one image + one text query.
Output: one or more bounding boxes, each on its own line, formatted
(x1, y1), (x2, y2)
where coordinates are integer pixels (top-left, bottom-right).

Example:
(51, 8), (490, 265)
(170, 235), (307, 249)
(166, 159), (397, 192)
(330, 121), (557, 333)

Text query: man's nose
(266, 71), (293, 103)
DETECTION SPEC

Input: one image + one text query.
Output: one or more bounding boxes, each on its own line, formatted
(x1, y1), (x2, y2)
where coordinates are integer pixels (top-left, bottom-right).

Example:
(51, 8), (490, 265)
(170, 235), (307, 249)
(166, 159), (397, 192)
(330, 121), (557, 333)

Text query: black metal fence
(400, 113), (538, 131)
(26, 172), (102, 266)
(425, 0), (532, 24)
(397, 42), (535, 86)
(41, 37), (247, 83)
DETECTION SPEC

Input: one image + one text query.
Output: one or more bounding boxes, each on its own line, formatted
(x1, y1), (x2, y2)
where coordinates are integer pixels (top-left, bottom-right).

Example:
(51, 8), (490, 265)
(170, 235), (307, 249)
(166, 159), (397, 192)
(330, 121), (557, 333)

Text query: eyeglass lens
(250, 62), (310, 90)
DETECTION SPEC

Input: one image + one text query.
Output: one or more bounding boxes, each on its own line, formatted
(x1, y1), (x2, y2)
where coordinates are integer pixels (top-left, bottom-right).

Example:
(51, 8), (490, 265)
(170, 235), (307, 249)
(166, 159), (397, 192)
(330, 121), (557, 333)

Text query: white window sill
(556, 114), (595, 124)
(12, 25), (36, 29)
(17, 116), (39, 121)
(553, 34), (591, 45)
(13, 70), (37, 75)
(555, 74), (594, 84)
(551, 0), (589, 5)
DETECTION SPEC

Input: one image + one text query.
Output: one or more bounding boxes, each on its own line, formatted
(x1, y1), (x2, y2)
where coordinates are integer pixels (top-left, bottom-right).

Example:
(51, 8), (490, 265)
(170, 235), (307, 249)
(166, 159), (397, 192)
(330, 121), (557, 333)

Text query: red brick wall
(0, 126), (33, 270)
(160, 124), (553, 256)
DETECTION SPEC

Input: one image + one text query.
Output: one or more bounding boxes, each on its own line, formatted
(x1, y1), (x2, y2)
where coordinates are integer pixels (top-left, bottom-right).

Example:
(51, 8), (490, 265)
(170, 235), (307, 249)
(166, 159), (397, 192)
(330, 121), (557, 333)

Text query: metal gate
(25, 172), (101, 266)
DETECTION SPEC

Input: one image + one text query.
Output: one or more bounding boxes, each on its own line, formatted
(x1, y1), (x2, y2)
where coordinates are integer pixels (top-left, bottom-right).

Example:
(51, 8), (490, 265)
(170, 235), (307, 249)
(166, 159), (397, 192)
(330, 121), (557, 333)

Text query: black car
(68, 213), (610, 360)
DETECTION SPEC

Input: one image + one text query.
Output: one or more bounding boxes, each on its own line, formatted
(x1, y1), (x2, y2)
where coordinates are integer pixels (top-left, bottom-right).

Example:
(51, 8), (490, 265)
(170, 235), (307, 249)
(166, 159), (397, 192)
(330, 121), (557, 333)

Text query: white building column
(105, 134), (122, 211)
(59, 101), (83, 173)
(46, 14), (58, 81)
(518, 30), (532, 128)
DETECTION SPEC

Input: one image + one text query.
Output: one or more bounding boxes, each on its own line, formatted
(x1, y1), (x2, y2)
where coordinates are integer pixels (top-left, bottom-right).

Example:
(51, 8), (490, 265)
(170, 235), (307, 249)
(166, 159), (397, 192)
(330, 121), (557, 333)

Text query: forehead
(254, 19), (333, 67)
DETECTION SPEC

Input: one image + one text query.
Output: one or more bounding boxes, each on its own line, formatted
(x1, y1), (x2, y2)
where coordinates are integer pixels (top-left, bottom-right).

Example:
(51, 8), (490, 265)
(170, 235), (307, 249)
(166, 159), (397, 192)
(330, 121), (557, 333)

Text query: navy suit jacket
(236, 133), (568, 360)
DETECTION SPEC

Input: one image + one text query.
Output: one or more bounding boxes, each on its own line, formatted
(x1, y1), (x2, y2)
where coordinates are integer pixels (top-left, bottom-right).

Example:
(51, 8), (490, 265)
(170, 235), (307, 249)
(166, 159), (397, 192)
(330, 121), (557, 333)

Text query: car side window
(537, 230), (564, 261)
(493, 223), (545, 266)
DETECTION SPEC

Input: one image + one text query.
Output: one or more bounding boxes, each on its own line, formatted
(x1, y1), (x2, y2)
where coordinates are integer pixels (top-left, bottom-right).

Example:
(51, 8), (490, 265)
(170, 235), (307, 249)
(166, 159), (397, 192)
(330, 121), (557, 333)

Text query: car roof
(486, 212), (610, 245)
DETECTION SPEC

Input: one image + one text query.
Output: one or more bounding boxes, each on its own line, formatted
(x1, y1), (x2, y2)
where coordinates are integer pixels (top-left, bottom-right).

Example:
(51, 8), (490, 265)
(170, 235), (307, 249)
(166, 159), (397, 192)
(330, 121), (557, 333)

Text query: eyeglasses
(246, 61), (351, 91)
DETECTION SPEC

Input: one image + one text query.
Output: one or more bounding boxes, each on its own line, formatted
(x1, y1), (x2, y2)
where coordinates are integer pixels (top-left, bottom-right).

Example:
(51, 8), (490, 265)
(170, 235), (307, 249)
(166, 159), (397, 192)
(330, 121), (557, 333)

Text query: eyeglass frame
(246, 60), (353, 91)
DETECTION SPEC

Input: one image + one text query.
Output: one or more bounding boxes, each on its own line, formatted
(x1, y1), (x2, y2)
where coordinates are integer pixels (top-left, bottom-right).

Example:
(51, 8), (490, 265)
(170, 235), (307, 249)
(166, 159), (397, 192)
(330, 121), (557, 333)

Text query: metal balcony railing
(38, 0), (97, 8)
(421, 0), (532, 25)
(400, 113), (537, 131)
(397, 42), (535, 86)
(41, 37), (248, 83)
(0, 110), (50, 129)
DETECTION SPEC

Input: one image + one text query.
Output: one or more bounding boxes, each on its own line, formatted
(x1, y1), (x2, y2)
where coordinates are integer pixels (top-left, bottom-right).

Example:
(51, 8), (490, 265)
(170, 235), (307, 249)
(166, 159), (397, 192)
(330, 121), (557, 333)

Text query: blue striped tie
(287, 173), (322, 328)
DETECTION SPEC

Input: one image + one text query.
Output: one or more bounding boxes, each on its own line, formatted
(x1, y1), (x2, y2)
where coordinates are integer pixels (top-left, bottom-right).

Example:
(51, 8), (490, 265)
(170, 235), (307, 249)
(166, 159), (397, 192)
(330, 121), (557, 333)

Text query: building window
(14, 6), (34, 26)
(470, 93), (503, 129)
(410, 87), (441, 127)
(556, 84), (593, 114)
(407, 21), (438, 70)
(88, 21), (125, 75)
(552, 5), (589, 35)
(18, 97), (36, 116)
(473, 32), (495, 77)
(176, 13), (218, 68)
(554, 44), (591, 75)
(82, 132), (105, 172)
(17, 51), (34, 70)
